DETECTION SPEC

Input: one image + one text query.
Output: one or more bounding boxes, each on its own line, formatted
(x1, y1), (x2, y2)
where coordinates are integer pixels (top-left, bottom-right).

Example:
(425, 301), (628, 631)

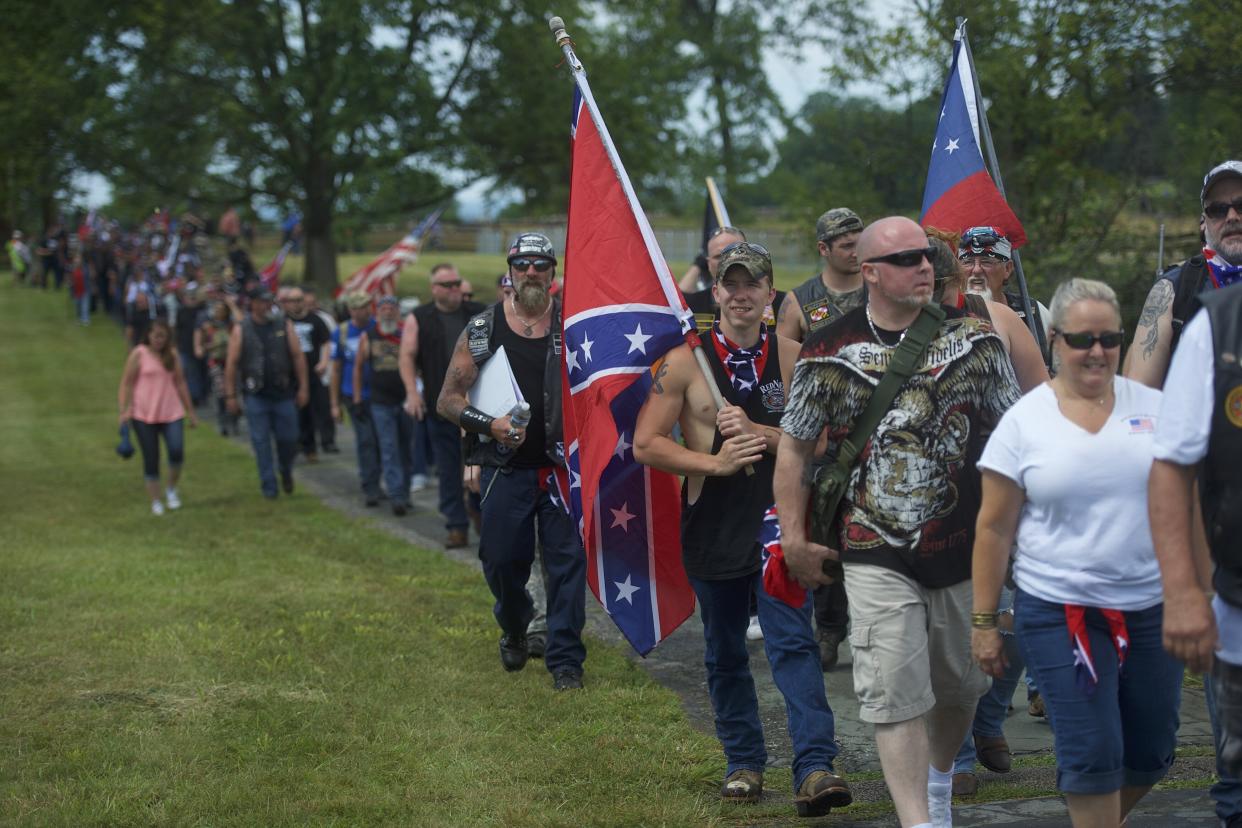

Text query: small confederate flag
(336, 210), (442, 298)
(259, 242), (291, 292)
(560, 78), (696, 656)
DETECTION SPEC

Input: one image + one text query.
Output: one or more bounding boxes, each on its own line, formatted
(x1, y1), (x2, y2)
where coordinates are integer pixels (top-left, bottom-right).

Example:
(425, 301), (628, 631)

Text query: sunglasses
(1204, 198), (1242, 221)
(720, 241), (770, 257)
(959, 253), (1007, 267)
(1055, 329), (1125, 350)
(510, 258), (554, 273)
(962, 229), (1005, 247)
(864, 246), (937, 267)
(433, 279), (462, 289)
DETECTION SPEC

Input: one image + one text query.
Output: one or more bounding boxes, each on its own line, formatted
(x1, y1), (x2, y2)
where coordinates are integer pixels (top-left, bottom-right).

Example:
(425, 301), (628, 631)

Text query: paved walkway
(224, 409), (1222, 823)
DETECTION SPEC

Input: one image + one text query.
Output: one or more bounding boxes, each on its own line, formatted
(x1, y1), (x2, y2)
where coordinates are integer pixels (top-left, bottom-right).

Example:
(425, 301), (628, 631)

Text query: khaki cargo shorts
(843, 563), (990, 724)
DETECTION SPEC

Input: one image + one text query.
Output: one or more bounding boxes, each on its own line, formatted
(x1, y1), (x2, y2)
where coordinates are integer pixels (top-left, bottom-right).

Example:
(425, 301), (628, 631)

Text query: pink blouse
(131, 346), (185, 423)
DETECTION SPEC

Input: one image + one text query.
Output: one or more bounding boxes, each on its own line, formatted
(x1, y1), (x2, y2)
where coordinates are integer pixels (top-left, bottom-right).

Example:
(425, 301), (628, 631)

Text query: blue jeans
(690, 572), (841, 791)
(410, 412), (431, 477)
(346, 401), (381, 500)
(372, 402), (412, 503)
(179, 352), (206, 404)
(242, 393), (299, 497)
(955, 587), (1027, 773)
(478, 466), (586, 675)
(1015, 590), (1183, 794)
(1208, 669), (1242, 823)
(130, 418), (185, 481)
(76, 294), (90, 324)
(426, 413), (468, 530)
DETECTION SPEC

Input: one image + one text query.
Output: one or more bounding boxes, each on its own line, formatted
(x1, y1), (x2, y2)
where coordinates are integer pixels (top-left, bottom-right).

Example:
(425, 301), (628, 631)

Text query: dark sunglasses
(510, 258), (554, 273)
(959, 253), (1007, 267)
(1055, 329), (1125, 350)
(1204, 198), (1242, 221)
(720, 241), (770, 257)
(433, 279), (462, 289)
(962, 229), (1005, 248)
(864, 246), (937, 267)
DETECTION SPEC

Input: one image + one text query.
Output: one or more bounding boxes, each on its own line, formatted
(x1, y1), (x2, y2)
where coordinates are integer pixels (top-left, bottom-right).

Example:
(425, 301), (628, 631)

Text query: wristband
(459, 405), (495, 436)
(971, 611), (999, 630)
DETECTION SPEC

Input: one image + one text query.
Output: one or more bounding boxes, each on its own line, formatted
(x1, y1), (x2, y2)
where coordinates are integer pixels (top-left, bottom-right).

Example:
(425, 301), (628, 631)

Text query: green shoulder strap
(833, 303), (946, 469)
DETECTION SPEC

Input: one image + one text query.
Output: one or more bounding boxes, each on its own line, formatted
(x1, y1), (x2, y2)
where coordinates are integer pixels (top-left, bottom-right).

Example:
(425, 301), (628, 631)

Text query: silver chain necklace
(866, 305), (908, 348)
(510, 297), (551, 336)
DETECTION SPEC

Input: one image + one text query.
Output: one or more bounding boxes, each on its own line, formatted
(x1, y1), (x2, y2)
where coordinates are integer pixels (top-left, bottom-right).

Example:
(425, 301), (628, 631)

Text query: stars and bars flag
(560, 72), (697, 656)
(335, 209), (443, 298)
(259, 242), (292, 292)
(920, 24), (1026, 247)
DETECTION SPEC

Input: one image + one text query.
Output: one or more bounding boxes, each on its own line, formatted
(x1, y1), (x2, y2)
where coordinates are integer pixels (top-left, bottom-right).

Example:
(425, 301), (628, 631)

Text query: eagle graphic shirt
(782, 304), (1021, 587)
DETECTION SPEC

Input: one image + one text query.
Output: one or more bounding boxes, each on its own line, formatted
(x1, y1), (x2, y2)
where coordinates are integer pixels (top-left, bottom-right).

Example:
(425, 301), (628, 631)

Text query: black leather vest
(413, 300), (483, 410)
(240, 317), (294, 399)
(1201, 284), (1242, 607)
(792, 273), (864, 334)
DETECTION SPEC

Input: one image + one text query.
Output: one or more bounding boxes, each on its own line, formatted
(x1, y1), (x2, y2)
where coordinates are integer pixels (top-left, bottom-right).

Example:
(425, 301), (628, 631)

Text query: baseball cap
(815, 208), (863, 243)
(717, 241), (772, 282)
(249, 286), (275, 302)
(1202, 161), (1242, 203)
(507, 232), (557, 264)
(346, 290), (372, 310)
(959, 226), (1012, 261)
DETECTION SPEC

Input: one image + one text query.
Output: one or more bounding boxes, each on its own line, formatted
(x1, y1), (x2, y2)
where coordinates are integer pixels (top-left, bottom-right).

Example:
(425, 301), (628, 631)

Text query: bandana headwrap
(1204, 247), (1242, 290)
(711, 321), (768, 403)
(1065, 604), (1129, 697)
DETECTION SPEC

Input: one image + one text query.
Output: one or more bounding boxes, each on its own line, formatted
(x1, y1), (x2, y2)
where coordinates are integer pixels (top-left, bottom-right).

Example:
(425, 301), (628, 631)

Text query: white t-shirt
(1153, 309), (1242, 665)
(978, 376), (1163, 610)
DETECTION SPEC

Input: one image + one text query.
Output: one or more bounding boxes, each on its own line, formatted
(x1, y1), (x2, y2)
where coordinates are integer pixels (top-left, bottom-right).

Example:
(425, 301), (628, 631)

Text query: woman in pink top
(118, 320), (197, 515)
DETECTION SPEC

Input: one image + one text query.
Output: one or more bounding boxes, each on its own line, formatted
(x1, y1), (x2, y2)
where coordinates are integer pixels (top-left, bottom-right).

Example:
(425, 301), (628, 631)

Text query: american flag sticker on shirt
(1128, 416), (1155, 433)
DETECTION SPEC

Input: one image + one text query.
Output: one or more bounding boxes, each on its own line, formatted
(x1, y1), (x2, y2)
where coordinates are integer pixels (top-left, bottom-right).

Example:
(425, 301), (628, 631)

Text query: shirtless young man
(634, 242), (852, 819)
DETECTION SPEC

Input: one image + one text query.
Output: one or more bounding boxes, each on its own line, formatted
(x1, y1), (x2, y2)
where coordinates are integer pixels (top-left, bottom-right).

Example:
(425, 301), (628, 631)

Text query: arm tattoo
(651, 362), (669, 395)
(1139, 279), (1174, 358)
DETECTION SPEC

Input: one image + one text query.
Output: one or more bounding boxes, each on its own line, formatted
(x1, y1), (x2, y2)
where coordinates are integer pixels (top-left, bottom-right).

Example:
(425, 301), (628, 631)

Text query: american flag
(560, 78), (696, 656)
(1128, 416), (1155, 433)
(259, 242), (291, 292)
(336, 210), (442, 298)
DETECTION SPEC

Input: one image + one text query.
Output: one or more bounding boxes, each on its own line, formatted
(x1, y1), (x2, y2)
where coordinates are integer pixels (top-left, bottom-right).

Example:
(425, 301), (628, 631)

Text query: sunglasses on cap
(720, 241), (770, 257)
(1204, 197), (1242, 221)
(864, 246), (937, 267)
(432, 279), (462, 289)
(961, 228), (1006, 247)
(1054, 329), (1124, 350)
(510, 258), (554, 273)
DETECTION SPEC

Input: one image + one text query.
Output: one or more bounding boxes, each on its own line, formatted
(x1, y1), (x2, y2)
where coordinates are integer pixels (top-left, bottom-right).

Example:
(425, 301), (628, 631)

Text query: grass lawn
(0, 282), (805, 826)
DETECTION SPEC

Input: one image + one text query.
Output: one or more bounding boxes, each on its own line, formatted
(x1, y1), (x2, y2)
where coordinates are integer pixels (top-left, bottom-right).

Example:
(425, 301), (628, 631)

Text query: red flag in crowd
(259, 242), (291, 292)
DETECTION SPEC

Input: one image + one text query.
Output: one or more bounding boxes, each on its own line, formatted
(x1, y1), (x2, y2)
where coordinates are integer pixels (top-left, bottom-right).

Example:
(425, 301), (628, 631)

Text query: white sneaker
(410, 474), (429, 492)
(151, 499), (165, 516)
(745, 615), (763, 641)
(928, 781), (953, 828)
(165, 488), (181, 510)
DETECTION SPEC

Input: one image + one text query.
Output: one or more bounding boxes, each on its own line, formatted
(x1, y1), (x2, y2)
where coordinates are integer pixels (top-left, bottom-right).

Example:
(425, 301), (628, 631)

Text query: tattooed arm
(775, 291), (806, 342)
(1122, 278), (1175, 389)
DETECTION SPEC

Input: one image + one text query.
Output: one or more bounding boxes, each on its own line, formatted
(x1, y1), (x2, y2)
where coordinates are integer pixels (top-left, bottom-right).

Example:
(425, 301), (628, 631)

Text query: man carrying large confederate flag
(634, 241), (853, 818)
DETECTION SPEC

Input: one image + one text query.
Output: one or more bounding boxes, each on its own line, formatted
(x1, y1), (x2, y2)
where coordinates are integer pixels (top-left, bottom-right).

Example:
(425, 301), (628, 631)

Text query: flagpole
(549, 15), (751, 474)
(706, 177), (731, 227)
(956, 19), (1047, 358)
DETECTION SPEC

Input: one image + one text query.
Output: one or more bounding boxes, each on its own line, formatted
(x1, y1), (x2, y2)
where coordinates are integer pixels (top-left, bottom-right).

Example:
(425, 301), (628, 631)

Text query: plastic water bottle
(496, 402), (530, 455)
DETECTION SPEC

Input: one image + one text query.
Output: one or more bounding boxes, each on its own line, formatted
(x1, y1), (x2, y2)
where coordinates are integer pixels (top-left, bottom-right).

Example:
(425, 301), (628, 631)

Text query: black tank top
(681, 336), (785, 580)
(492, 309), (549, 469)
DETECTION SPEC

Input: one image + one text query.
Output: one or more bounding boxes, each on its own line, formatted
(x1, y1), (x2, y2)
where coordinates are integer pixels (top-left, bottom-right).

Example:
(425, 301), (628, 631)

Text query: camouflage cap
(716, 241), (772, 282)
(507, 232), (557, 264)
(346, 290), (372, 309)
(815, 208), (863, 243)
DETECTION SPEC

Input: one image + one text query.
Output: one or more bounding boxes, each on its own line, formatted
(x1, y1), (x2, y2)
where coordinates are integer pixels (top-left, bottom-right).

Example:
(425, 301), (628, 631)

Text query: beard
(1208, 220), (1242, 266)
(515, 279), (550, 311)
(378, 318), (399, 335)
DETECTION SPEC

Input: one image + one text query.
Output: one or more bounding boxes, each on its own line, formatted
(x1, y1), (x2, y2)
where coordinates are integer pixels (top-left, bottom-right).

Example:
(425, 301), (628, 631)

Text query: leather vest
(792, 273), (863, 334)
(1201, 284), (1242, 607)
(240, 317), (294, 398)
(462, 301), (565, 468)
(413, 300), (483, 410)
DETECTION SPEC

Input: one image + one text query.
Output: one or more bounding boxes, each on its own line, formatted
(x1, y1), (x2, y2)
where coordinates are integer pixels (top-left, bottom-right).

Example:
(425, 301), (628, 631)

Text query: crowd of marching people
(14, 157), (1242, 827)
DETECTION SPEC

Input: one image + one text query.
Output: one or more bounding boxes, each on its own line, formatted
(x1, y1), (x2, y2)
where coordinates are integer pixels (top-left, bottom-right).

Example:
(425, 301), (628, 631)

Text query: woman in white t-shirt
(970, 278), (1183, 828)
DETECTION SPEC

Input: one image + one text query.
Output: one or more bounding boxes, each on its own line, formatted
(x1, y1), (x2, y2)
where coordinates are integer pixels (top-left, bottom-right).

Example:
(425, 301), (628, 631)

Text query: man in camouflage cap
(776, 207), (866, 673)
(635, 241), (853, 817)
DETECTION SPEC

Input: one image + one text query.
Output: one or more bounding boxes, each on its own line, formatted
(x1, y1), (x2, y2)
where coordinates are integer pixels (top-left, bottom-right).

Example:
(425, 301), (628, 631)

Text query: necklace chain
(866, 305), (908, 348)
(510, 297), (551, 335)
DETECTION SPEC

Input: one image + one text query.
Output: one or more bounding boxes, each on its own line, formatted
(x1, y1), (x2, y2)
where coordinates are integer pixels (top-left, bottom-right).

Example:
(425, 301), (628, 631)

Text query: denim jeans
(425, 413), (468, 530)
(478, 466), (586, 675)
(690, 571), (841, 791)
(1208, 666), (1242, 823)
(130, 418), (185, 480)
(372, 402), (412, 503)
(1015, 590), (1183, 794)
(179, 352), (206, 405)
(955, 586), (1027, 773)
(242, 393), (299, 497)
(410, 411), (431, 477)
(346, 401), (381, 500)
(76, 294), (90, 324)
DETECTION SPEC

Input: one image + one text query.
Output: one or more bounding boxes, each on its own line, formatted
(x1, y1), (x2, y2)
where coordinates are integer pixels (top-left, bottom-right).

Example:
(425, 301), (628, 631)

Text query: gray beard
(516, 281), (549, 312)
(378, 319), (398, 335)
(1208, 223), (1242, 266)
